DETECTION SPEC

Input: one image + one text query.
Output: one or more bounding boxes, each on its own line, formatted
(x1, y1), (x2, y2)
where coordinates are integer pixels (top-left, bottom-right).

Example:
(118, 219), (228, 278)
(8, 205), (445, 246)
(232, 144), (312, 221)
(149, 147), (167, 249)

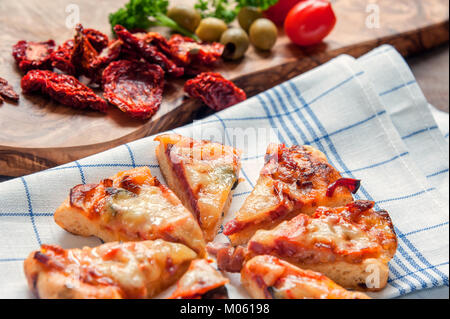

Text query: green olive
(220, 28), (249, 60)
(238, 7), (263, 32)
(195, 17), (228, 42)
(167, 5), (201, 33)
(249, 18), (278, 51)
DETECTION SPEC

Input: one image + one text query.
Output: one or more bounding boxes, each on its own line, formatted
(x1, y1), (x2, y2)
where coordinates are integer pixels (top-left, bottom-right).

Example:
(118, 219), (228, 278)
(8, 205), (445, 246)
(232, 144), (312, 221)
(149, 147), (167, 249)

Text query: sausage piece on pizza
(24, 240), (197, 299)
(54, 167), (206, 256)
(169, 259), (229, 299)
(246, 200), (397, 291)
(155, 134), (241, 242)
(224, 143), (355, 245)
(241, 255), (370, 299)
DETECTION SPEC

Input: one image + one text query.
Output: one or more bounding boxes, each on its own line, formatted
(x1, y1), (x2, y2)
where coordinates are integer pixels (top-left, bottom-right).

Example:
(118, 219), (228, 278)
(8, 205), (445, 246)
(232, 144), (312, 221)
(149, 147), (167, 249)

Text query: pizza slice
(169, 259), (229, 299)
(24, 239), (196, 299)
(155, 134), (241, 242)
(54, 166), (205, 256)
(241, 255), (370, 299)
(246, 200), (397, 291)
(223, 143), (355, 245)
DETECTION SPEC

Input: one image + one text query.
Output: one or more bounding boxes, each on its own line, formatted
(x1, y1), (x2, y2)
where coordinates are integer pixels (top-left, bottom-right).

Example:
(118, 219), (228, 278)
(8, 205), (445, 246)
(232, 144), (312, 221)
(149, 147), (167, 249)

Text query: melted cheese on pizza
(248, 200), (397, 264)
(24, 240), (197, 299)
(305, 217), (377, 254)
(104, 186), (191, 233)
(241, 255), (370, 299)
(54, 167), (206, 256)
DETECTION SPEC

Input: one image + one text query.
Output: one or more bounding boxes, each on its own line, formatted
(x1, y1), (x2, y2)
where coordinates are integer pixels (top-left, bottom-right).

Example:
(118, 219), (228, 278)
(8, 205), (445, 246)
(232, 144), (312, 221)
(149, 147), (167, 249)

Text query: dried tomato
(144, 32), (173, 57)
(51, 40), (76, 75)
(168, 34), (224, 67)
(0, 77), (19, 104)
(71, 24), (102, 82)
(12, 40), (55, 72)
(93, 40), (122, 69)
(68, 24), (120, 84)
(114, 25), (184, 78)
(184, 72), (246, 111)
(21, 70), (108, 112)
(51, 27), (109, 76)
(326, 178), (361, 197)
(118, 44), (140, 61)
(81, 28), (109, 53)
(102, 60), (165, 119)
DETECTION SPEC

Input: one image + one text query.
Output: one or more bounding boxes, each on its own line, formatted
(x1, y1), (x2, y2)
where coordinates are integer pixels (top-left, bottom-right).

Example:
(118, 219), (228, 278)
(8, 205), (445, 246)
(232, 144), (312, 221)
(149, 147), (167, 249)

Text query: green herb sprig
(109, 0), (198, 39)
(194, 0), (279, 23)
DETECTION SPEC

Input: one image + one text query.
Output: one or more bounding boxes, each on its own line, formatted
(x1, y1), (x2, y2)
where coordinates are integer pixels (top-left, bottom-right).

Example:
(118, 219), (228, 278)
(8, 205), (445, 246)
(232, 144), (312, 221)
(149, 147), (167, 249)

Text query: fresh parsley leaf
(194, 0), (279, 24)
(236, 0), (279, 11)
(194, 0), (238, 24)
(109, 0), (197, 39)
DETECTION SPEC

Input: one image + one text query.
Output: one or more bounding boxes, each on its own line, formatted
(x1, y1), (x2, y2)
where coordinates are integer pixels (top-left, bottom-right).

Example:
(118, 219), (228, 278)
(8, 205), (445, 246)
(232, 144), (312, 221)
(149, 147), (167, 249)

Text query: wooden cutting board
(0, 0), (448, 176)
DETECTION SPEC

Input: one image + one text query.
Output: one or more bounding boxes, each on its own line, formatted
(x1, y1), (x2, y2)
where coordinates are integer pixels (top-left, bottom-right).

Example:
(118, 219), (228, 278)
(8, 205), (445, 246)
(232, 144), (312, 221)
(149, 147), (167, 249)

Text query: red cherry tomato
(264, 0), (303, 26)
(284, 0), (336, 46)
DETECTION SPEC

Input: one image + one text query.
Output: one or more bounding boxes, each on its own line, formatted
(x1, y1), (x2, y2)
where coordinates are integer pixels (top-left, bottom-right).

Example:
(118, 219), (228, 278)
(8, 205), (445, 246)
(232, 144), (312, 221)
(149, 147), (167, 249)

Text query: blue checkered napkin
(0, 45), (448, 299)
(359, 46), (449, 200)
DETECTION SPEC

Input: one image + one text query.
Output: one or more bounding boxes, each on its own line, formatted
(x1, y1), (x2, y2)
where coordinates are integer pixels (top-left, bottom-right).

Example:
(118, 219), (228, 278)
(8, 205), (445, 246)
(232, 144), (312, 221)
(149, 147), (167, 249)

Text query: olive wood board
(0, 0), (448, 176)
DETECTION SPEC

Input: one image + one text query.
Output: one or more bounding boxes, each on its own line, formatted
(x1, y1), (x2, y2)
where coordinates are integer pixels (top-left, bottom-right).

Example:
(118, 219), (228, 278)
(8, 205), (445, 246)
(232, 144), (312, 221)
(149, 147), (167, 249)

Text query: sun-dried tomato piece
(144, 32), (173, 57)
(69, 25), (121, 85)
(117, 41), (140, 61)
(51, 27), (109, 77)
(102, 60), (165, 119)
(12, 40), (55, 72)
(21, 70), (107, 112)
(71, 24), (102, 81)
(81, 28), (109, 53)
(93, 40), (122, 69)
(114, 25), (184, 78)
(184, 72), (246, 111)
(168, 34), (224, 67)
(326, 178), (361, 197)
(0, 77), (19, 103)
(50, 40), (76, 75)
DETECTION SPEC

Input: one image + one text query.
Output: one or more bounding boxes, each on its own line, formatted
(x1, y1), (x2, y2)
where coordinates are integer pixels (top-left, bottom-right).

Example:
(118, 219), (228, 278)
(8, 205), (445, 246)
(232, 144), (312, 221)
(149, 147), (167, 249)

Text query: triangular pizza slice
(223, 143), (356, 245)
(24, 240), (196, 299)
(155, 134), (241, 241)
(241, 255), (370, 299)
(54, 166), (205, 256)
(246, 201), (398, 291)
(169, 259), (229, 299)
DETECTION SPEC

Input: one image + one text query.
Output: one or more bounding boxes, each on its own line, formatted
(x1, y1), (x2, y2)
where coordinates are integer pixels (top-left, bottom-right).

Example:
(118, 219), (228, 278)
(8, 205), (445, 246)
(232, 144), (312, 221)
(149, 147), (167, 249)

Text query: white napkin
(0, 45), (448, 299)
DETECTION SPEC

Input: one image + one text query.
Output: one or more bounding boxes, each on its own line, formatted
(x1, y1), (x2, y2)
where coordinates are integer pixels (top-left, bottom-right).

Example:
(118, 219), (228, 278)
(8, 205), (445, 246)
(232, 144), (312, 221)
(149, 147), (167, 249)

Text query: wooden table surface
(408, 44), (449, 112)
(1, 0), (448, 177)
(1, 45), (448, 182)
